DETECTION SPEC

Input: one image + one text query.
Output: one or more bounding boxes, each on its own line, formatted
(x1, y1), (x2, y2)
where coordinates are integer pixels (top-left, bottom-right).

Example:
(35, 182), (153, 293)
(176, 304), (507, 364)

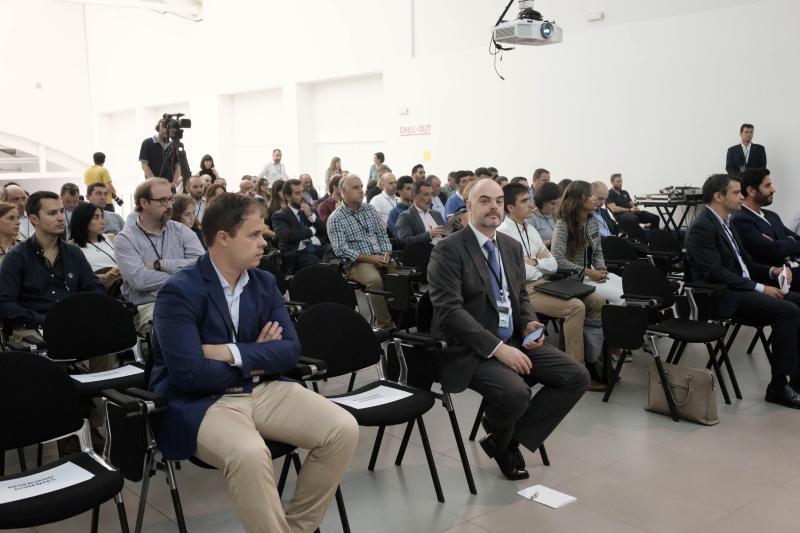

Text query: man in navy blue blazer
(149, 193), (358, 532)
(731, 168), (800, 290)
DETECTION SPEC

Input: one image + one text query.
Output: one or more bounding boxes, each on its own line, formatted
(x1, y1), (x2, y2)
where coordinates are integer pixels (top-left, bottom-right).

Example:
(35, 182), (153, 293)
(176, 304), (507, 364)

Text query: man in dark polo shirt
(606, 172), (660, 233)
(139, 118), (181, 184)
(0, 191), (103, 343)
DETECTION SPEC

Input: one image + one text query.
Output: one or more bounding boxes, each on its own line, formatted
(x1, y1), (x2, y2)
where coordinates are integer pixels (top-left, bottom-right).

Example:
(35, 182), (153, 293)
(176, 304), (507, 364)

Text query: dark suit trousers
(619, 210), (660, 230)
(290, 244), (333, 274)
(468, 343), (589, 451)
(718, 290), (800, 378)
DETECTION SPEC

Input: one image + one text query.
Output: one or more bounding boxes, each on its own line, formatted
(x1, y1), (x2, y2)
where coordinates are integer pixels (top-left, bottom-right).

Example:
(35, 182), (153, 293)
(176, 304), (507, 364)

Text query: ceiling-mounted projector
(492, 0), (563, 46)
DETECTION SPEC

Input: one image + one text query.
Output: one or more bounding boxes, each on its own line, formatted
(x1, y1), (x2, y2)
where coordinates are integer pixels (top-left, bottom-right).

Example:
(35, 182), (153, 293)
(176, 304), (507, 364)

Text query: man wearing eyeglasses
(114, 178), (205, 338)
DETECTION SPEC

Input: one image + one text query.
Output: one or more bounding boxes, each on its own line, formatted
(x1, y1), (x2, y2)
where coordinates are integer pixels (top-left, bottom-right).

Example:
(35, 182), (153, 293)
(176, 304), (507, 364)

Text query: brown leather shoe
(588, 380), (608, 392)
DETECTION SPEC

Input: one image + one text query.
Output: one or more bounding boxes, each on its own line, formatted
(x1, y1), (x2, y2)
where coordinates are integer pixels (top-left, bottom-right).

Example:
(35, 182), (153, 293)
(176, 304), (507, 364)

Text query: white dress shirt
(289, 205), (322, 250)
(414, 204), (442, 244)
(195, 196), (206, 223)
(369, 191), (398, 228)
(497, 217), (557, 281)
(469, 223), (512, 357)
(210, 258), (250, 369)
(431, 195), (445, 216)
(258, 162), (287, 180)
(18, 215), (34, 240)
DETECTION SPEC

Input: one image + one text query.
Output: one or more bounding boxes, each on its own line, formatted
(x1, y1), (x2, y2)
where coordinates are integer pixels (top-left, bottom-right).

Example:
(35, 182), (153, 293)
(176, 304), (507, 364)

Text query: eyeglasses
(148, 196), (175, 206)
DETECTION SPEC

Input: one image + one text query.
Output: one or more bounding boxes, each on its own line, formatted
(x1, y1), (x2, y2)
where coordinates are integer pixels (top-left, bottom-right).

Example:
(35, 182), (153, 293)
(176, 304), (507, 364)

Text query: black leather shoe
(479, 434), (529, 481)
(480, 416), (525, 468)
(765, 384), (800, 409)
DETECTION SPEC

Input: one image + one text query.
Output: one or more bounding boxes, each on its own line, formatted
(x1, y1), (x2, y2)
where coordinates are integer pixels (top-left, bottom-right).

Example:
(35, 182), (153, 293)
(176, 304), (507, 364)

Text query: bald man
(427, 178), (588, 481)
(2, 185), (33, 239)
(239, 179), (256, 198)
(591, 181), (618, 237)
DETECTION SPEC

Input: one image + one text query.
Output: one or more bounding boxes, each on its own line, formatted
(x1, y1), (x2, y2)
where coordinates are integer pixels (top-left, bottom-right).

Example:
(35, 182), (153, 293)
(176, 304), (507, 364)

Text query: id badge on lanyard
(497, 300), (511, 329)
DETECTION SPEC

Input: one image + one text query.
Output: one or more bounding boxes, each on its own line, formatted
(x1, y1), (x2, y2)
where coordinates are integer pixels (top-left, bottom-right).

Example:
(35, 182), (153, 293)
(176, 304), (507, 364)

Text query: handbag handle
(661, 372), (694, 407)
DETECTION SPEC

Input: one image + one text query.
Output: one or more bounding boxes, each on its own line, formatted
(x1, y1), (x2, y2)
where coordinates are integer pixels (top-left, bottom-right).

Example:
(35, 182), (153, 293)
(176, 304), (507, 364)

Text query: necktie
(483, 240), (513, 341)
(722, 222), (749, 279)
(297, 211), (317, 253)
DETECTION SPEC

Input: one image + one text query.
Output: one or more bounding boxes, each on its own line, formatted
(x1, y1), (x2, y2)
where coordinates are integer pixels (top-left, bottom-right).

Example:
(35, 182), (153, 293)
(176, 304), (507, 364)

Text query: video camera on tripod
(159, 112), (192, 189)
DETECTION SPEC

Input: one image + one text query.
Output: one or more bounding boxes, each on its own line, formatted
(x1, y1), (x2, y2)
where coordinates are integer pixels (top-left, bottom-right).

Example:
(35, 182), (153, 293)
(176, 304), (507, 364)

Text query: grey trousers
(468, 342), (589, 451)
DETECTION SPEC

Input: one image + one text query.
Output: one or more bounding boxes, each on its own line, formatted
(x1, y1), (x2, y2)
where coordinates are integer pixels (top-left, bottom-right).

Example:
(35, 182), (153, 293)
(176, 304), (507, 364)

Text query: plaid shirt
(327, 202), (391, 262)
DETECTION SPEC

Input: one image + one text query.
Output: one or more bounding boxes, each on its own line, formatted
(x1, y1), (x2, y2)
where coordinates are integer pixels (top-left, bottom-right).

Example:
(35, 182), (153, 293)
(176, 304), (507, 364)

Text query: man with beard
(0, 191), (103, 343)
(114, 178), (205, 337)
(187, 175), (207, 224)
(272, 178), (332, 274)
(732, 168), (800, 290)
(427, 178), (589, 480)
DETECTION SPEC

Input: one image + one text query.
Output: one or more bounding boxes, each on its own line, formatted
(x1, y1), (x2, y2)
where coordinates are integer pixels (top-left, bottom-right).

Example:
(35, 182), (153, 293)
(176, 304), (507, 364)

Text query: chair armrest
(393, 331), (448, 350)
(102, 389), (143, 416)
(621, 294), (663, 308)
(363, 288), (394, 298)
(684, 281), (726, 294)
(286, 356), (328, 381)
(123, 387), (168, 412)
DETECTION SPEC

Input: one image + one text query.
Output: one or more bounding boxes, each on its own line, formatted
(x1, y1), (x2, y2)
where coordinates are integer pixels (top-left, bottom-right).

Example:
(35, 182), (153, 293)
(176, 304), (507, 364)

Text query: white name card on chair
(71, 364), (144, 383)
(0, 461), (94, 504)
(331, 386), (412, 409)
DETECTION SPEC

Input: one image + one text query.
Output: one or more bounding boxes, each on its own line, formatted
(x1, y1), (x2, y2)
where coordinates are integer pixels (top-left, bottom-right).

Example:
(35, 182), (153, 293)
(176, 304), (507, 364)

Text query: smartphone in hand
(522, 327), (545, 347)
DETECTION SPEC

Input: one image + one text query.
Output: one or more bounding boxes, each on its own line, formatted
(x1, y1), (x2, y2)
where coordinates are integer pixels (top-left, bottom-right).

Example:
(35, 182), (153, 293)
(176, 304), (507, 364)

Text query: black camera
(162, 112), (191, 141)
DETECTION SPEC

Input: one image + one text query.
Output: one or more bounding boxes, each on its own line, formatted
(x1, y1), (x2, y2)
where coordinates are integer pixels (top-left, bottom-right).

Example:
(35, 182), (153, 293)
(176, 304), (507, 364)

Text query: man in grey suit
(395, 179), (445, 247)
(427, 178), (589, 480)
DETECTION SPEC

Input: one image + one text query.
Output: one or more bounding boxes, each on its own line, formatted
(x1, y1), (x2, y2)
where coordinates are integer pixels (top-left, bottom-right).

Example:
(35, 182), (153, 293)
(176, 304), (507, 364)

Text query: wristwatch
(154, 259), (161, 271)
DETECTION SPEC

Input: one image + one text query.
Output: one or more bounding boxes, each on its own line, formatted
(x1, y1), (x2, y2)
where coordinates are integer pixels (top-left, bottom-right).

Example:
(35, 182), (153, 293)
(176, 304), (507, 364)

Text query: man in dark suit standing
(685, 174), (800, 409)
(427, 178), (589, 480)
(725, 123), (767, 176)
(731, 168), (800, 290)
(272, 178), (333, 274)
(396, 179), (445, 247)
(149, 193), (358, 532)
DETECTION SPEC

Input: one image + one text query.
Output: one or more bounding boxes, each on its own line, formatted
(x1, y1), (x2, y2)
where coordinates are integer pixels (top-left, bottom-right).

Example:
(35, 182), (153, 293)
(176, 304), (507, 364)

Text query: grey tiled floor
(6, 330), (799, 532)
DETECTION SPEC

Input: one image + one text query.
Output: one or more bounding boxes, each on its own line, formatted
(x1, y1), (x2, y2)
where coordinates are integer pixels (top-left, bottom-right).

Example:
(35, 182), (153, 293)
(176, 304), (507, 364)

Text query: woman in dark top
(199, 154), (220, 183)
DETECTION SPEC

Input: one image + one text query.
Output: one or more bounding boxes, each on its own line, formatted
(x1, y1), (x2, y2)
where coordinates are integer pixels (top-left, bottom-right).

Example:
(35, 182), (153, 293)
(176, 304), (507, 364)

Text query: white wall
(4, 0), (799, 220)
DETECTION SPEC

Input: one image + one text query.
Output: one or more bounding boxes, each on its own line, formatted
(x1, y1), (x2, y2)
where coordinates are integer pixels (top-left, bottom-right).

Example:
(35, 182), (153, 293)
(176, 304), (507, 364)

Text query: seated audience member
(444, 206), (468, 236)
(428, 175), (446, 216)
(531, 168), (551, 194)
(114, 178), (205, 338)
(317, 175), (342, 223)
(441, 171), (457, 198)
(299, 173), (319, 206)
(494, 176), (509, 187)
(2, 184), (33, 239)
(411, 163), (427, 182)
(732, 168), (800, 290)
(60, 183), (80, 241)
(387, 175), (414, 238)
(474, 167), (493, 181)
(487, 166), (499, 178)
(186, 175), (207, 224)
(149, 193), (358, 532)
(239, 178), (256, 198)
(368, 172), (397, 229)
(551, 181), (624, 304)
(172, 193), (207, 250)
(606, 173), (660, 232)
(87, 182), (125, 234)
(201, 173), (214, 192)
(0, 191), (103, 343)
(256, 177), (270, 204)
(509, 176), (529, 188)
(530, 181), (561, 247)
(265, 180), (286, 224)
(498, 183), (605, 387)
(69, 202), (121, 292)
(557, 178), (573, 191)
(366, 166), (389, 203)
(444, 170), (475, 219)
(686, 174), (800, 408)
(327, 174), (395, 330)
(0, 201), (21, 265)
(396, 179), (445, 247)
(591, 181), (618, 237)
(427, 177), (588, 480)
(272, 178), (332, 273)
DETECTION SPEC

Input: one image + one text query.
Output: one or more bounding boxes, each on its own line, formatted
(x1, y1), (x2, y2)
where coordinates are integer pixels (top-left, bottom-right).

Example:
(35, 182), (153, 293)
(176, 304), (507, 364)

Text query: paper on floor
(330, 385), (412, 409)
(71, 364), (144, 383)
(0, 461), (95, 504)
(517, 484), (577, 509)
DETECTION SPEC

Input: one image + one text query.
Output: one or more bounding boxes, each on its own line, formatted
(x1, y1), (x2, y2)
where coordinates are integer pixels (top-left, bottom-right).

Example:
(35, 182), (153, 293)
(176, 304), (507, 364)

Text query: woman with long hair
(204, 182), (227, 205)
(256, 177), (271, 204)
(325, 156), (342, 182)
(0, 201), (21, 265)
(551, 181), (623, 304)
(69, 202), (121, 291)
(199, 154), (221, 183)
(266, 179), (286, 225)
(172, 193), (207, 249)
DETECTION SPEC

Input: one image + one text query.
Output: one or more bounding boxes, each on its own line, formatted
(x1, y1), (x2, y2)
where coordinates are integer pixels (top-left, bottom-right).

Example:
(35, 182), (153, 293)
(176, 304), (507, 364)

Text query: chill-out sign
(400, 124), (431, 136)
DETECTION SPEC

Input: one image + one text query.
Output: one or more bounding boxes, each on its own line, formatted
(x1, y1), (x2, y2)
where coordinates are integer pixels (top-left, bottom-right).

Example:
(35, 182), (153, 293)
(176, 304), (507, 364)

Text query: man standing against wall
(726, 123), (767, 176)
(258, 148), (288, 180)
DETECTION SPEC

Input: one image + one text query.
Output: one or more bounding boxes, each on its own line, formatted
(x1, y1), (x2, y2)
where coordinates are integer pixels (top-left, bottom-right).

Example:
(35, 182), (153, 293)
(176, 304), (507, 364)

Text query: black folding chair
(295, 303), (445, 502)
(621, 261), (741, 406)
(400, 241), (434, 285)
(600, 304), (651, 402)
(0, 352), (130, 532)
